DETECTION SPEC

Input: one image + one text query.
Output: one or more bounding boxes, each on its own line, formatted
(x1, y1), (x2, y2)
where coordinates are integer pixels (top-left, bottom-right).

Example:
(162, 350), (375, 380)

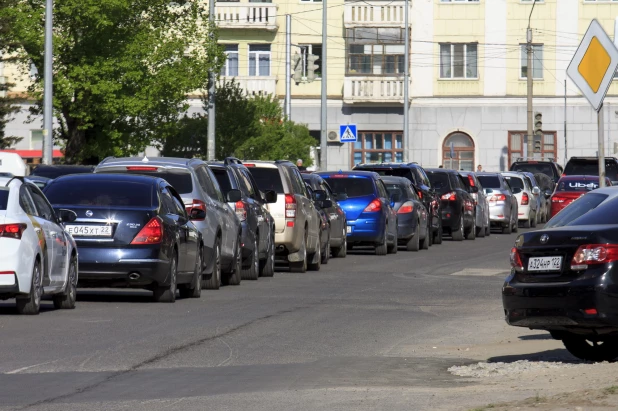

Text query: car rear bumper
(396, 213), (416, 240)
(0, 238), (35, 296)
(347, 217), (384, 243)
(489, 204), (510, 224)
(440, 205), (463, 230)
(517, 204), (532, 220)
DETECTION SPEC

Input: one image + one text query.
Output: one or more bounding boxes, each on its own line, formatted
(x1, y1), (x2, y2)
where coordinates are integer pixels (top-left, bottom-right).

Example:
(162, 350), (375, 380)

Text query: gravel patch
(448, 360), (581, 378)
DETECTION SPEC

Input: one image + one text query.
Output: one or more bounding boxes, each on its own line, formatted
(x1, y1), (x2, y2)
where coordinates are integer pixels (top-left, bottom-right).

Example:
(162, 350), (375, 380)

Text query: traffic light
(292, 53), (303, 84)
(534, 137), (542, 153)
(534, 112), (542, 137)
(307, 54), (320, 82)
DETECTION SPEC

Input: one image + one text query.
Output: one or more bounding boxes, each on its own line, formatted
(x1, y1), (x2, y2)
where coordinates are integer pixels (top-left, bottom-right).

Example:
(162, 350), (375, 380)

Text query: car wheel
(180, 247), (203, 298)
(259, 236), (275, 277)
(223, 236), (242, 286)
(332, 226), (347, 258)
(407, 221), (420, 252)
(202, 238), (221, 289)
(502, 210), (513, 234)
(17, 260), (43, 315)
(53, 256), (77, 309)
(531, 211), (538, 228)
(562, 336), (618, 362)
(242, 237), (259, 281)
(452, 214), (464, 241)
(433, 218), (443, 245)
(375, 226), (388, 256)
(465, 214), (476, 240)
(522, 216), (531, 228)
(321, 230), (330, 264)
(153, 253), (177, 303)
(290, 232), (308, 273)
(308, 234), (321, 271)
(485, 213), (491, 236)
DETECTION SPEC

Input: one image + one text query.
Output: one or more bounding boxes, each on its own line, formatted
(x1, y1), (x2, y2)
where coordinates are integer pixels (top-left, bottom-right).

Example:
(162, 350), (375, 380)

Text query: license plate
(346, 226), (352, 234)
(528, 256), (562, 272)
(66, 225), (113, 237)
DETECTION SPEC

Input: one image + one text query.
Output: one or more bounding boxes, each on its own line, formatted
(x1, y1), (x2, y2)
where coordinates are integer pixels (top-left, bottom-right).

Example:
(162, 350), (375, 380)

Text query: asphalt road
(0, 228), (530, 411)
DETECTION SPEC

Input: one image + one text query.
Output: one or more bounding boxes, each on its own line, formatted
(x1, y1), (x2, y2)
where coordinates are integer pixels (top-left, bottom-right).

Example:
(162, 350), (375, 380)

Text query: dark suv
(425, 169), (476, 241)
(352, 163), (442, 245)
(208, 158), (277, 280)
(563, 157), (618, 185)
(509, 158), (563, 184)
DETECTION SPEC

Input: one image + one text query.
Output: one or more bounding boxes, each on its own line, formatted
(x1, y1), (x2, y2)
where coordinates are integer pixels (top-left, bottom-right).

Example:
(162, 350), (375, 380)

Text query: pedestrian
(296, 159), (307, 171)
(477, 164), (483, 172)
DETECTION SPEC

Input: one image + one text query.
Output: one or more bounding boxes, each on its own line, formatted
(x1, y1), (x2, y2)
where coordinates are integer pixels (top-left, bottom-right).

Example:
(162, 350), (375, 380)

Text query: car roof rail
(223, 157), (243, 166)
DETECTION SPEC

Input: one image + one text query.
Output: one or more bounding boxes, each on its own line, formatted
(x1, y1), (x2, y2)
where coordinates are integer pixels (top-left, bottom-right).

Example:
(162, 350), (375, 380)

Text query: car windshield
(477, 175), (501, 189)
(0, 189), (8, 210)
(322, 177), (375, 198)
(44, 180), (155, 208)
(568, 195), (618, 226)
(556, 179), (600, 192)
(427, 173), (450, 193)
(511, 163), (554, 178)
(503, 176), (525, 191)
(247, 167), (284, 194)
(564, 160), (618, 182)
(211, 168), (233, 197)
(106, 170), (193, 194)
(384, 183), (406, 201)
(544, 193), (609, 228)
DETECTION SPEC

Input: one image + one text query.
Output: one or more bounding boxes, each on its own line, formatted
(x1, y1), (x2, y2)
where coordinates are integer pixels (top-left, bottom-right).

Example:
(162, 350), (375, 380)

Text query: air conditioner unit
(327, 131), (339, 142)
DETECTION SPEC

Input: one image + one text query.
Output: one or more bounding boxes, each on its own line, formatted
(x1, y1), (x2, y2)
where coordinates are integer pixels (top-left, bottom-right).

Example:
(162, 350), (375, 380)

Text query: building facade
(4, 0), (618, 170)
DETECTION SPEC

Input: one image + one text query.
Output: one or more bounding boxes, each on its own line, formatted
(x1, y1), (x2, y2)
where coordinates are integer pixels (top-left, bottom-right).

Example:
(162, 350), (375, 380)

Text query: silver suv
(94, 157), (243, 289)
(244, 160), (321, 272)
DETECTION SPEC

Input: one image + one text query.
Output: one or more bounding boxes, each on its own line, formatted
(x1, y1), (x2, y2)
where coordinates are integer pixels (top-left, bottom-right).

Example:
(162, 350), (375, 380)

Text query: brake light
(0, 223), (26, 239)
(131, 217), (163, 244)
(570, 244), (618, 270)
(398, 201), (414, 214)
(185, 199), (206, 221)
(441, 192), (457, 201)
(126, 166), (158, 171)
(235, 201), (247, 221)
(331, 174), (348, 178)
(244, 164), (255, 167)
(364, 199), (382, 212)
(510, 247), (523, 272)
(489, 194), (506, 203)
(417, 190), (423, 199)
(521, 192), (529, 205)
(285, 194), (296, 218)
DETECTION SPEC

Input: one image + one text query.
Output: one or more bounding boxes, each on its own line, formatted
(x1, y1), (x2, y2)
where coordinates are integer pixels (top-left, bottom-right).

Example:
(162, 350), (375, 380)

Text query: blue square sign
(339, 124), (357, 143)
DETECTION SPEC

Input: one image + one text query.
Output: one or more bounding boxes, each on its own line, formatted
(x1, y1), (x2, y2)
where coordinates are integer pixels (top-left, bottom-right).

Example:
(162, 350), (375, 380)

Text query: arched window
(442, 132), (474, 171)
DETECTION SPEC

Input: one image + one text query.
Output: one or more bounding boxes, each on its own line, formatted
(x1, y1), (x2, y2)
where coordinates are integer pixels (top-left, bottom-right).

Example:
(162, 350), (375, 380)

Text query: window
(19, 186), (37, 215)
(300, 0), (322, 3)
(346, 28), (406, 76)
(30, 130), (43, 150)
(520, 44), (543, 79)
(221, 45), (239, 76)
(508, 131), (557, 165)
(44, 180), (155, 208)
(352, 132), (403, 166)
(442, 132), (475, 171)
(29, 186), (57, 221)
(440, 0), (479, 2)
(159, 187), (178, 215)
(300, 44), (322, 78)
(249, 44), (271, 76)
(440, 43), (478, 79)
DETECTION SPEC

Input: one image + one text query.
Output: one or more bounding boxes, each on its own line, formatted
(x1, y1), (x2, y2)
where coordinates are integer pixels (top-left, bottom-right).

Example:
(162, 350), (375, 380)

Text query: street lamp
(42, 0), (53, 165)
(526, 0), (537, 159)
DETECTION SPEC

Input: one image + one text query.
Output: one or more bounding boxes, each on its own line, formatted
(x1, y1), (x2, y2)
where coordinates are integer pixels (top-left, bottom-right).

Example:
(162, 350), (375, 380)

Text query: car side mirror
(313, 189), (327, 202)
(512, 187), (522, 195)
(57, 209), (77, 223)
(264, 190), (277, 204)
(470, 186), (479, 194)
(320, 199), (333, 209)
(190, 208), (206, 221)
(226, 189), (242, 203)
(544, 190), (552, 199)
(335, 192), (348, 201)
(532, 187), (541, 195)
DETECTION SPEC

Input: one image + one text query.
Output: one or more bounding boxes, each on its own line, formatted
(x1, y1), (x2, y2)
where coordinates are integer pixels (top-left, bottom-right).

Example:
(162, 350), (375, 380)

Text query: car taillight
(489, 194), (506, 203)
(510, 247), (523, 272)
(364, 199), (382, 212)
(570, 244), (618, 270)
(521, 192), (529, 205)
(285, 194), (296, 218)
(235, 201), (247, 221)
(131, 217), (163, 244)
(185, 199), (206, 221)
(417, 190), (423, 199)
(468, 175), (475, 187)
(0, 223), (26, 240)
(126, 166), (158, 171)
(398, 201), (414, 214)
(441, 192), (457, 201)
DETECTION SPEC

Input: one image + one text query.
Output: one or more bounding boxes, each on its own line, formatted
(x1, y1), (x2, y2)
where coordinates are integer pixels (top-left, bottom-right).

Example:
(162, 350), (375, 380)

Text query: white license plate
(346, 226), (352, 234)
(528, 256), (562, 272)
(66, 225), (113, 237)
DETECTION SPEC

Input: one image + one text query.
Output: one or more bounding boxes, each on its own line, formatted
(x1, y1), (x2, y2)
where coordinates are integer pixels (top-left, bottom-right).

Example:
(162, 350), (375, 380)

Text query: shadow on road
(488, 348), (582, 364)
(518, 333), (554, 341)
(76, 290), (155, 303)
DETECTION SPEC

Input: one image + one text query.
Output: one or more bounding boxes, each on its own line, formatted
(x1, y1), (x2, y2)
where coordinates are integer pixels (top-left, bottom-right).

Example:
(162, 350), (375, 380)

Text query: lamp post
(526, 0), (537, 159)
(42, 0), (53, 165)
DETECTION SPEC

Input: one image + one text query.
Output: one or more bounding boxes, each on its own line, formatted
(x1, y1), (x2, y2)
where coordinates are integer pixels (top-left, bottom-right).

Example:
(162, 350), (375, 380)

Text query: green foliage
(0, 81), (22, 149)
(160, 114), (207, 158)
(0, 0), (223, 163)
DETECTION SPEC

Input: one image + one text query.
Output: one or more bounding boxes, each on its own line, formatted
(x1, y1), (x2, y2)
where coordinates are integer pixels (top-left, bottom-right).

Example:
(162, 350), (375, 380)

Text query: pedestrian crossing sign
(339, 124), (357, 143)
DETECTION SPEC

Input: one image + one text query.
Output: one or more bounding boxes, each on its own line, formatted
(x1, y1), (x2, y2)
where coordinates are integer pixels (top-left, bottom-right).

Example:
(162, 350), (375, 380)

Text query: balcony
(344, 1), (408, 28)
(216, 3), (278, 31)
(343, 77), (410, 104)
(221, 76), (277, 96)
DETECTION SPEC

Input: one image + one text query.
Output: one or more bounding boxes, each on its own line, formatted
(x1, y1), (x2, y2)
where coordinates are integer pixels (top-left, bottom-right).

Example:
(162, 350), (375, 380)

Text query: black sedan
(382, 176), (430, 251)
(43, 174), (203, 302)
(504, 190), (618, 361)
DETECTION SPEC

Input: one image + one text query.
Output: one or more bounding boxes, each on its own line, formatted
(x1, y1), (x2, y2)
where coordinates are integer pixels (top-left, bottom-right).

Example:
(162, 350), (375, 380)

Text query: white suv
(244, 161), (322, 272)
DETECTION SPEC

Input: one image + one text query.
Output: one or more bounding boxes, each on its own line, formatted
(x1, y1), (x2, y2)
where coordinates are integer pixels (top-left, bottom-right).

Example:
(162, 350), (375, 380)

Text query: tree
(160, 114), (207, 158)
(0, 0), (223, 163)
(0, 81), (22, 149)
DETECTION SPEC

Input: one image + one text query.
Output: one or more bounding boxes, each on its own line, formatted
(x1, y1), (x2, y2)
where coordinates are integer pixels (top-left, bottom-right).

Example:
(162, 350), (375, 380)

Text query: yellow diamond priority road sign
(567, 19), (618, 112)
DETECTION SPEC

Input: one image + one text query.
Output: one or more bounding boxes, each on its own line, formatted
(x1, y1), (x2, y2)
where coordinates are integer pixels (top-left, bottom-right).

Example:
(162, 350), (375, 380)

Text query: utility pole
(403, 0), (409, 163)
(320, 0), (327, 170)
(598, 104), (606, 188)
(206, 0), (216, 161)
(564, 79), (567, 164)
(285, 14), (291, 119)
(42, 0), (53, 165)
(526, 0), (537, 159)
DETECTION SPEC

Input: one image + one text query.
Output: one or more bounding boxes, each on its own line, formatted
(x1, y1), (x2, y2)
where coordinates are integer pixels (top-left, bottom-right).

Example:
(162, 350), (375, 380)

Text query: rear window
(564, 160), (618, 182)
(358, 168), (416, 185)
(211, 168), (233, 197)
(477, 175), (501, 189)
(503, 176), (525, 191)
(322, 177), (375, 198)
(31, 167), (93, 179)
(544, 192), (609, 228)
(114, 170), (193, 194)
(384, 183), (406, 201)
(44, 180), (155, 208)
(511, 163), (554, 178)
(557, 179), (600, 192)
(568, 195), (618, 226)
(247, 167), (284, 194)
(0, 189), (8, 210)
(427, 173), (450, 193)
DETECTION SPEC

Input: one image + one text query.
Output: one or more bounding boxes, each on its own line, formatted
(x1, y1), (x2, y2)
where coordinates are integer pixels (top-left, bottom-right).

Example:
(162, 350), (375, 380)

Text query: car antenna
(142, 155), (149, 163)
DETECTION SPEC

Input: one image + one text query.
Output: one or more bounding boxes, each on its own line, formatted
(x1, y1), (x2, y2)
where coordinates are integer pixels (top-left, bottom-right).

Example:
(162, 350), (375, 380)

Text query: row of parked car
(0, 155), (554, 314)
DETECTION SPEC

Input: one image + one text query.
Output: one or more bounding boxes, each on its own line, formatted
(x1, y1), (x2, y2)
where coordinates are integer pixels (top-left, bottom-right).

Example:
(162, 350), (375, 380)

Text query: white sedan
(0, 176), (78, 314)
